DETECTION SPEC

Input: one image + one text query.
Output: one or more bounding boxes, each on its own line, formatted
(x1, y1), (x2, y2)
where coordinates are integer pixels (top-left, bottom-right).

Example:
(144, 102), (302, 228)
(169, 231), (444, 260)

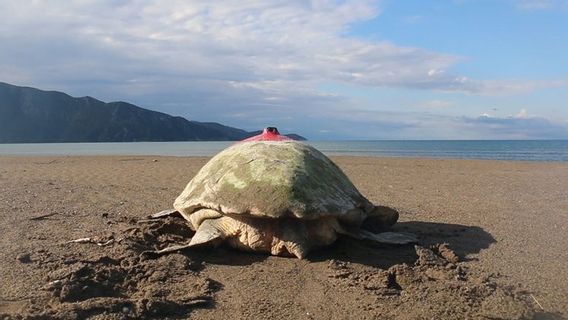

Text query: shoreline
(2, 154), (568, 164)
(1, 155), (567, 318)
(1, 140), (567, 162)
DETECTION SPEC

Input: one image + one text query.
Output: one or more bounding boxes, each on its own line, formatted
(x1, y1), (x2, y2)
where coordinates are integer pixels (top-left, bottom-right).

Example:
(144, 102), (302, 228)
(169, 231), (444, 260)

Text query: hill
(0, 82), (305, 143)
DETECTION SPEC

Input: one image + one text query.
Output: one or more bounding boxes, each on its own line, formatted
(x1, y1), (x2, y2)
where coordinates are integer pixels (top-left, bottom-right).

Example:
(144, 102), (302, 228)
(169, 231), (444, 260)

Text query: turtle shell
(174, 141), (373, 224)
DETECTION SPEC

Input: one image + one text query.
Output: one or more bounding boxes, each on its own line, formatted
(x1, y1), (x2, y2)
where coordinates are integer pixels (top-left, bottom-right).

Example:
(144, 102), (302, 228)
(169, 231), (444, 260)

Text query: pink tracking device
(241, 127), (292, 142)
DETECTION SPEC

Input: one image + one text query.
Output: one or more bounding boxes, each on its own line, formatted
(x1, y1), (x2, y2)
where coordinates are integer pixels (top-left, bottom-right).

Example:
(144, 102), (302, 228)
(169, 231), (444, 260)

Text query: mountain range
(0, 82), (304, 143)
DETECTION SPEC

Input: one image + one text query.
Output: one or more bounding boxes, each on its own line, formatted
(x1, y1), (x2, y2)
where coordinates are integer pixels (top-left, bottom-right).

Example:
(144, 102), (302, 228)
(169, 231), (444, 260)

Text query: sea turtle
(155, 128), (416, 258)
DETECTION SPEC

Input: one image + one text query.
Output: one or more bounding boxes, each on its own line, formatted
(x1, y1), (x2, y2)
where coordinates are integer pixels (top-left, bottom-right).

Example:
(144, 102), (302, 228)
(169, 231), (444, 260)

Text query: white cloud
(463, 112), (568, 139)
(515, 108), (529, 119)
(1, 0), (558, 97)
(422, 100), (455, 109)
(315, 108), (568, 139)
(433, 77), (568, 96)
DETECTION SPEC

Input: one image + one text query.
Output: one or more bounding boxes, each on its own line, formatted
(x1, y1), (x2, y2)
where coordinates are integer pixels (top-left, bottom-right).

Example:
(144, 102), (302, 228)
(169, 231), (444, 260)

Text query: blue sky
(0, 0), (567, 139)
(351, 0), (568, 78)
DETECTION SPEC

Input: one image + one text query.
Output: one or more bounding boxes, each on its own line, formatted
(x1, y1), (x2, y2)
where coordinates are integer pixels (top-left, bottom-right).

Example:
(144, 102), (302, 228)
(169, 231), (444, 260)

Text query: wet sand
(0, 156), (566, 319)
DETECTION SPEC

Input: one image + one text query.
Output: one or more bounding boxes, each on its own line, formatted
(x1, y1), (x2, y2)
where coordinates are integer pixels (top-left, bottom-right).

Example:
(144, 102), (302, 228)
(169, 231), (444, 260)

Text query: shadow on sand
(179, 220), (495, 270)
(307, 220), (496, 269)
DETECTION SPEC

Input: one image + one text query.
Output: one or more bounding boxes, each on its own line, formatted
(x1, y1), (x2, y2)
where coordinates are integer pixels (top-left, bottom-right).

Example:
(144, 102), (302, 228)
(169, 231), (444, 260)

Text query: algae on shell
(174, 141), (370, 223)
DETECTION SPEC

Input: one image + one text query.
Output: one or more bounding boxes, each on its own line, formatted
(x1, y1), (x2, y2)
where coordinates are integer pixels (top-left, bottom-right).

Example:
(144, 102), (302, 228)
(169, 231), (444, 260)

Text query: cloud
(430, 77), (568, 96)
(515, 108), (529, 119)
(0, 1), (559, 97)
(303, 107), (568, 140)
(421, 100), (455, 109)
(462, 111), (568, 139)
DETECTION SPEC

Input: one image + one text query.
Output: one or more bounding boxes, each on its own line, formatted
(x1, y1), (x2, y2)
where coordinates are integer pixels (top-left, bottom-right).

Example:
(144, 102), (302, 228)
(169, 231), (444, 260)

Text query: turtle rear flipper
(149, 209), (180, 219)
(154, 219), (227, 255)
(357, 205), (416, 244)
(360, 205), (399, 233)
(358, 230), (417, 245)
(189, 219), (227, 246)
(337, 223), (417, 245)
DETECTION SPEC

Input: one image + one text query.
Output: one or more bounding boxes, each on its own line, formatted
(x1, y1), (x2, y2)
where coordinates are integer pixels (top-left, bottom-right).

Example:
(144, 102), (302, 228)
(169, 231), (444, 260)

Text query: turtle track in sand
(3, 215), (542, 319)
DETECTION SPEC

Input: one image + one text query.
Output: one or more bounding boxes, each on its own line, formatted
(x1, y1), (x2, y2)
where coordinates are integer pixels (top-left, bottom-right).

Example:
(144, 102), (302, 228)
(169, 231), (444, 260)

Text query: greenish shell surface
(174, 141), (371, 222)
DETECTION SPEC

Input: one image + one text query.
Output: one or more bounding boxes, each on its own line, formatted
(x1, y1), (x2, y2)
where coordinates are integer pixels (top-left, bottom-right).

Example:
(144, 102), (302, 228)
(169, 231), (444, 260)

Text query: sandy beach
(0, 155), (566, 319)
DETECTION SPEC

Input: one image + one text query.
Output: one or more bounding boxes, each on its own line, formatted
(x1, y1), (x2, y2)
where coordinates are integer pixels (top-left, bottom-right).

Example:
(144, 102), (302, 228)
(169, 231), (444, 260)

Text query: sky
(0, 0), (567, 140)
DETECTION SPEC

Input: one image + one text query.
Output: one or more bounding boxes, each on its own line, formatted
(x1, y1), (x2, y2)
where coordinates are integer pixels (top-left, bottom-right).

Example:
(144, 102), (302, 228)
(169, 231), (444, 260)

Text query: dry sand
(0, 156), (566, 319)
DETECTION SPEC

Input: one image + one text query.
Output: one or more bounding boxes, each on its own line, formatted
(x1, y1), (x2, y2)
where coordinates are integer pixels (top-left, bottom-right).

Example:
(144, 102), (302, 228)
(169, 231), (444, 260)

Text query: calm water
(1, 140), (567, 162)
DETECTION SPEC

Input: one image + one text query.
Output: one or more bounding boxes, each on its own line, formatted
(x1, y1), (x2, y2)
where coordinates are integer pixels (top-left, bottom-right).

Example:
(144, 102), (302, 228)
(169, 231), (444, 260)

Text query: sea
(0, 140), (567, 162)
